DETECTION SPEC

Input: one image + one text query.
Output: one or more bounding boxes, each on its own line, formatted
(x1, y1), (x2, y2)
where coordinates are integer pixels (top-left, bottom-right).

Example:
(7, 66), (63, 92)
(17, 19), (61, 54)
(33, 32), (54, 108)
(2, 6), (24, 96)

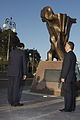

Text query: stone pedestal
(31, 61), (63, 96)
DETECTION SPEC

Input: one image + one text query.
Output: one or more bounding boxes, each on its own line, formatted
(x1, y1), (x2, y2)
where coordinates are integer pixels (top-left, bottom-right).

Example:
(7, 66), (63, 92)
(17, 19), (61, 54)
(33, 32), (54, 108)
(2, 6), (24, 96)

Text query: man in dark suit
(8, 43), (27, 106)
(60, 41), (77, 112)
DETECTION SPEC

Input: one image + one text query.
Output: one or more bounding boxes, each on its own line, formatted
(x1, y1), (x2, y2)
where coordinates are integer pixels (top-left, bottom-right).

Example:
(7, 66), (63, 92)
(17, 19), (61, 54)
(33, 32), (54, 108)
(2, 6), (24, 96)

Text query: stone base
(31, 61), (63, 96)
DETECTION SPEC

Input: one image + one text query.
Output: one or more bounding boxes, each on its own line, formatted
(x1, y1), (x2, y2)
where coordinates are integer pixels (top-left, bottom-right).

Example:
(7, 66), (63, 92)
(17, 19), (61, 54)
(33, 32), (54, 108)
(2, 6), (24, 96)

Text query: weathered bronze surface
(41, 6), (76, 61)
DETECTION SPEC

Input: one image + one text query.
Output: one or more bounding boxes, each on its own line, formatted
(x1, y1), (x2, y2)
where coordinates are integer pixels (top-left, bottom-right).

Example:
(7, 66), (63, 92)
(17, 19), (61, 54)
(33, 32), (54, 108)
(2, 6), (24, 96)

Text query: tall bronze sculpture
(41, 6), (76, 61)
(31, 7), (77, 96)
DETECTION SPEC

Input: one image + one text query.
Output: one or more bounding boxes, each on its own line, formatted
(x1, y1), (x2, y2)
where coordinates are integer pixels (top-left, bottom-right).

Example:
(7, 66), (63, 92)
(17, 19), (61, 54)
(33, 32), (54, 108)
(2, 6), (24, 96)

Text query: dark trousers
(8, 76), (23, 105)
(64, 83), (76, 111)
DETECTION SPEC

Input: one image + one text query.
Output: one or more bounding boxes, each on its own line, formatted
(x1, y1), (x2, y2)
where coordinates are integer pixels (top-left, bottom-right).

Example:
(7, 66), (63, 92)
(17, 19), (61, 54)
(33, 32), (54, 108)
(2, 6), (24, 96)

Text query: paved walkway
(0, 87), (80, 120)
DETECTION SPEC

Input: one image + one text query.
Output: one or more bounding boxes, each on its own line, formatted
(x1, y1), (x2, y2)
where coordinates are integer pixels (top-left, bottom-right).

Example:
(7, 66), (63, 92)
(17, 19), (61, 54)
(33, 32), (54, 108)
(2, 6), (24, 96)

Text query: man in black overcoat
(60, 41), (77, 112)
(7, 43), (27, 106)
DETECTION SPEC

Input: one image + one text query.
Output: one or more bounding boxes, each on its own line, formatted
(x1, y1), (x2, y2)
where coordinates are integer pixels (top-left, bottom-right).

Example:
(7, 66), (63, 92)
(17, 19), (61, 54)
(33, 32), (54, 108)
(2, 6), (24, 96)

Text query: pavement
(0, 86), (80, 120)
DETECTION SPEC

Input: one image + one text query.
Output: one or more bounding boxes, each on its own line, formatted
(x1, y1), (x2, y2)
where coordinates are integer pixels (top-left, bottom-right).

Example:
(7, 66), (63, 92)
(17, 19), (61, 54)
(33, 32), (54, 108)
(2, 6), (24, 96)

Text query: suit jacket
(61, 51), (77, 83)
(8, 48), (27, 77)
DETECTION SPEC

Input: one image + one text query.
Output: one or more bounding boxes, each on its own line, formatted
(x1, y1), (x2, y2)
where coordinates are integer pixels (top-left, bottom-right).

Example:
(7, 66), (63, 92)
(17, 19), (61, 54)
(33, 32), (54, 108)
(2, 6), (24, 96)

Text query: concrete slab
(0, 87), (80, 120)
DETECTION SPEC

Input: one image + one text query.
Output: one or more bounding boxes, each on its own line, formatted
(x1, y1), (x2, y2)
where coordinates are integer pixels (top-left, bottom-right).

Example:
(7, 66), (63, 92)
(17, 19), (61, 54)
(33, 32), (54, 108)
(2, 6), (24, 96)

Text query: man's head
(17, 43), (25, 50)
(65, 41), (74, 52)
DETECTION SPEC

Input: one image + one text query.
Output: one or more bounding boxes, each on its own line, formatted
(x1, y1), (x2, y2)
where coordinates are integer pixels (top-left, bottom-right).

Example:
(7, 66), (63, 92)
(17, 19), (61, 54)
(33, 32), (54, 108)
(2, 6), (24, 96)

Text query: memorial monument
(31, 6), (77, 96)
(41, 6), (76, 61)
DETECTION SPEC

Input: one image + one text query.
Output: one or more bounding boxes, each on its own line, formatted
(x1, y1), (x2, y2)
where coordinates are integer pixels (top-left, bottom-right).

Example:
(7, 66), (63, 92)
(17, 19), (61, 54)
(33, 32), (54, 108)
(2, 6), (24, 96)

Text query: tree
(0, 29), (20, 62)
(24, 49), (41, 75)
(0, 29), (20, 71)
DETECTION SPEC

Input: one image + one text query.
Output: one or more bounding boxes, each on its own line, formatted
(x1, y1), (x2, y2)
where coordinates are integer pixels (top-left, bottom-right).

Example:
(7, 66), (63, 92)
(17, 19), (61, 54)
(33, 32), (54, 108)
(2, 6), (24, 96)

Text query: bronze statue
(41, 6), (76, 61)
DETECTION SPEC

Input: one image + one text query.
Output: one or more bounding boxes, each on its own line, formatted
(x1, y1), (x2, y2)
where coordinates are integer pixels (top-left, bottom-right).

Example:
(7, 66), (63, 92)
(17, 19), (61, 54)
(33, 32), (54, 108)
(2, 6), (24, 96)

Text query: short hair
(17, 43), (25, 48)
(67, 41), (74, 50)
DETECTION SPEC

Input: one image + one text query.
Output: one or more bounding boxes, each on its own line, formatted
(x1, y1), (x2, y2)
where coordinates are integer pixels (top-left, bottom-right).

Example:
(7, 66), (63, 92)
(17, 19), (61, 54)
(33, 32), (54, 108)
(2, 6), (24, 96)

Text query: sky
(0, 0), (80, 61)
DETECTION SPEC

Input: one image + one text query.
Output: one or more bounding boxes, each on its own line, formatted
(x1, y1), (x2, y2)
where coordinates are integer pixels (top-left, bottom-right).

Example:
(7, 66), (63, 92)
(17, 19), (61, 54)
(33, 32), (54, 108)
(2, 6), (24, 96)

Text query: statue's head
(41, 6), (54, 22)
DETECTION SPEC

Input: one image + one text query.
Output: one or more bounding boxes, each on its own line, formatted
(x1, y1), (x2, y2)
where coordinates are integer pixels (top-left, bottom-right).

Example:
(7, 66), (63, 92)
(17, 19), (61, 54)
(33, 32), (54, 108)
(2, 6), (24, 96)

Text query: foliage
(24, 49), (41, 74)
(0, 29), (20, 62)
